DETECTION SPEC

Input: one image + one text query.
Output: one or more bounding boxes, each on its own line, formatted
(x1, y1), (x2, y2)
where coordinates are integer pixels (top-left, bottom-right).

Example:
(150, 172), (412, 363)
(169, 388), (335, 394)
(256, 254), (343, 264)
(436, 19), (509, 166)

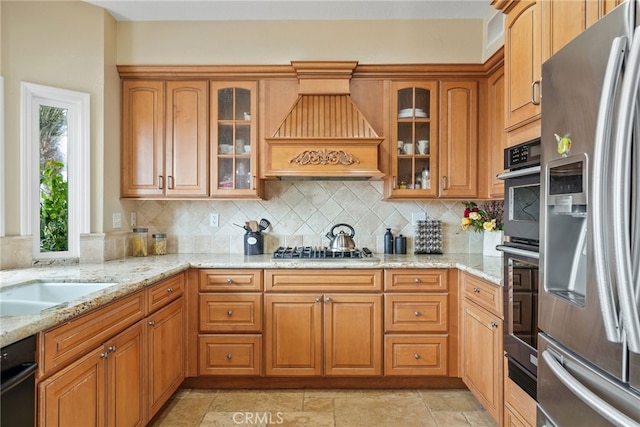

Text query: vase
(483, 230), (503, 257)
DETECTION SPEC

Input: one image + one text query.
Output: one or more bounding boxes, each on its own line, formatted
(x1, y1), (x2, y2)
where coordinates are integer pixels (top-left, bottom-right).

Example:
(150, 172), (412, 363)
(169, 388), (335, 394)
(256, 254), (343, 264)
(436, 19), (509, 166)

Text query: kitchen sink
(0, 281), (117, 316)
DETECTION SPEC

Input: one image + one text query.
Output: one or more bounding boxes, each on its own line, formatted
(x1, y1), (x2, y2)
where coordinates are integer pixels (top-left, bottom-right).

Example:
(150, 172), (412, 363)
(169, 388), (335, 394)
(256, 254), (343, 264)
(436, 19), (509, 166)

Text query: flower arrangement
(461, 201), (504, 232)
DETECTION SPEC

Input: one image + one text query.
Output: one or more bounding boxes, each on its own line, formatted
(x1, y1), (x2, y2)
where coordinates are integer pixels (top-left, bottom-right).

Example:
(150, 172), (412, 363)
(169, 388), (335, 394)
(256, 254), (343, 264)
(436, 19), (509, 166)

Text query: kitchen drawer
(384, 294), (448, 333)
(200, 269), (263, 292)
(147, 273), (184, 314)
(40, 291), (146, 376)
(198, 334), (261, 375)
(384, 269), (448, 292)
(462, 272), (503, 317)
(265, 269), (382, 292)
(384, 335), (448, 376)
(199, 294), (262, 332)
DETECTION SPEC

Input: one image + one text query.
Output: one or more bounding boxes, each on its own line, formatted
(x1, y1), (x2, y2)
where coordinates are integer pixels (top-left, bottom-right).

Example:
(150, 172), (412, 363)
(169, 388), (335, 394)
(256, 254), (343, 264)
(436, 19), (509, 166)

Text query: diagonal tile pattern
(133, 180), (485, 255)
(150, 388), (497, 427)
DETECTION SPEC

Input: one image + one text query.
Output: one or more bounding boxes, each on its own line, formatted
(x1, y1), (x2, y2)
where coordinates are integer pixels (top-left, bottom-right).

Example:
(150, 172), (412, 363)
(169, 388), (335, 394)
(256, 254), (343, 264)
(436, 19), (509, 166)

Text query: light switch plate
(113, 213), (122, 229)
(210, 213), (219, 227)
(411, 212), (426, 226)
(130, 212), (137, 227)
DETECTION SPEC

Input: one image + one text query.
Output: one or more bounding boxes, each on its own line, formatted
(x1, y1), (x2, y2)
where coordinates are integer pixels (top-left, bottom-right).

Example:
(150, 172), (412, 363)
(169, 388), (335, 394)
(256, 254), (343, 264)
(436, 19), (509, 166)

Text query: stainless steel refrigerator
(539, 1), (640, 425)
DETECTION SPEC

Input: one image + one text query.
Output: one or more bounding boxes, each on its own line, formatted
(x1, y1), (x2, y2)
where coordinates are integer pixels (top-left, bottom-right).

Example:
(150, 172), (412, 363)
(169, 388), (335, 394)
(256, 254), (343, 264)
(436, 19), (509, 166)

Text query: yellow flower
(461, 217), (472, 226)
(483, 219), (497, 231)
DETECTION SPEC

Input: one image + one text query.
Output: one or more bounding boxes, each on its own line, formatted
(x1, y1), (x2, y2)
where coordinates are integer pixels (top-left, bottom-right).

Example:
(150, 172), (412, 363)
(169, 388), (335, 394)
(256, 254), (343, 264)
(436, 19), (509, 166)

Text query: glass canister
(152, 233), (167, 255)
(132, 227), (148, 257)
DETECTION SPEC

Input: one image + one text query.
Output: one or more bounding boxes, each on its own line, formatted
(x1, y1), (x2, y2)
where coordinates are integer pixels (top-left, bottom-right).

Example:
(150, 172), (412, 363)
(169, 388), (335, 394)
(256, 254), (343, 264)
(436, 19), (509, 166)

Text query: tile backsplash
(132, 180), (485, 255)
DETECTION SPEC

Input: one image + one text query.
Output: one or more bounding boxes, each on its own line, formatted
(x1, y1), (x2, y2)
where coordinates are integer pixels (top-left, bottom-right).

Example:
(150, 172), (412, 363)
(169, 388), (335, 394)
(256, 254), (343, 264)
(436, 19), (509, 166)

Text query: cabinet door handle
(227, 310), (233, 317)
(100, 352), (109, 359)
(226, 353), (233, 360)
(325, 296), (332, 303)
(167, 175), (174, 189)
(414, 354), (421, 360)
(442, 176), (448, 190)
(107, 345), (117, 353)
(531, 80), (541, 105)
(315, 297), (322, 303)
(414, 311), (421, 317)
(148, 320), (155, 326)
(158, 176), (164, 189)
(490, 321), (499, 328)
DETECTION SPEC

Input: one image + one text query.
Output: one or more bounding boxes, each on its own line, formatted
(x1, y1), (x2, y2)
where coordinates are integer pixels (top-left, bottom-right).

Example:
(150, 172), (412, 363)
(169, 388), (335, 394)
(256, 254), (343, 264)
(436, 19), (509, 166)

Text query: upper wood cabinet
(386, 79), (478, 199)
(542, 0), (599, 61)
(484, 61), (507, 199)
(386, 81), (439, 198)
(210, 81), (262, 199)
(503, 0), (542, 131)
(121, 80), (209, 198)
(439, 80), (479, 198)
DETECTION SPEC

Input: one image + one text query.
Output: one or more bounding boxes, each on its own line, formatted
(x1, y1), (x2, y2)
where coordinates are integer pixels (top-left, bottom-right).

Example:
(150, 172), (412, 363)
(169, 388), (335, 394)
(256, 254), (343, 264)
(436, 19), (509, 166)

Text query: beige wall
(1, 0), (123, 238)
(117, 19), (485, 65)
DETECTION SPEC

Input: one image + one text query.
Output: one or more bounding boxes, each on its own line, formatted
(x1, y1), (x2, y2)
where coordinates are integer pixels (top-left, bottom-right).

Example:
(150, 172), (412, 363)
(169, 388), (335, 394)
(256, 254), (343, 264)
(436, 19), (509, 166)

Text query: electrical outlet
(210, 213), (219, 227)
(130, 212), (137, 227)
(112, 213), (122, 229)
(411, 212), (426, 226)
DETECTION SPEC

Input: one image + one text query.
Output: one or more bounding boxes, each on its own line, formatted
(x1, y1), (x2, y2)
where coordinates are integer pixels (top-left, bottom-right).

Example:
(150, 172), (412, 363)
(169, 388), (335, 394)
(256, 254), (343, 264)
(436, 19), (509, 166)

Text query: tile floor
(150, 388), (497, 427)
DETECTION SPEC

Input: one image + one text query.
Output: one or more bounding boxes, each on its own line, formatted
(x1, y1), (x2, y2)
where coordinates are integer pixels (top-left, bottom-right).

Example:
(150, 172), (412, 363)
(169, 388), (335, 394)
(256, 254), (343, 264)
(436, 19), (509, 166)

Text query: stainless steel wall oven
(498, 139), (541, 401)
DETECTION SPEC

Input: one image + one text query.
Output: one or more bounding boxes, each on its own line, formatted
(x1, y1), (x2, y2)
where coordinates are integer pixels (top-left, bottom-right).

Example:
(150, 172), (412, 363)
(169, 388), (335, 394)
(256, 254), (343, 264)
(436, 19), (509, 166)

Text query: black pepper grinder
(384, 228), (394, 254)
(394, 234), (407, 254)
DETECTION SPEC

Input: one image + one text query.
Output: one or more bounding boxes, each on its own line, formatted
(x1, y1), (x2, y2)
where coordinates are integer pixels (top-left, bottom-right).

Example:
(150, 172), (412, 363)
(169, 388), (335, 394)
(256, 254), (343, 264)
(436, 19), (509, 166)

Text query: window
(21, 83), (90, 259)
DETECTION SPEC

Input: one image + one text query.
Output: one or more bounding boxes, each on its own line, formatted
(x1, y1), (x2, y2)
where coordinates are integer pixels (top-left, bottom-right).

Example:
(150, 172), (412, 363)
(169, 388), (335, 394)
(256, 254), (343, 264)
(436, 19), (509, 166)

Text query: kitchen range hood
(264, 61), (384, 180)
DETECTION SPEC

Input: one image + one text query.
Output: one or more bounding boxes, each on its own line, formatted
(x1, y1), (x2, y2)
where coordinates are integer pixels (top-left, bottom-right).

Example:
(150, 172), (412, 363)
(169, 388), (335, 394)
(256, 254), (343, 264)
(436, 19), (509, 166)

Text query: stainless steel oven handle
(496, 165), (541, 180)
(593, 36), (627, 344)
(496, 245), (539, 259)
(542, 350), (640, 427)
(613, 30), (640, 353)
(0, 361), (37, 395)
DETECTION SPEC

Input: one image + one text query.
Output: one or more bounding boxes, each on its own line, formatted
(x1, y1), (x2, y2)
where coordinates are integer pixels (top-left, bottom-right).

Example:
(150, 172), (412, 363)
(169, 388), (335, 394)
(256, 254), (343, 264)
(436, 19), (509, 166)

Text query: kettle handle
(330, 223), (355, 238)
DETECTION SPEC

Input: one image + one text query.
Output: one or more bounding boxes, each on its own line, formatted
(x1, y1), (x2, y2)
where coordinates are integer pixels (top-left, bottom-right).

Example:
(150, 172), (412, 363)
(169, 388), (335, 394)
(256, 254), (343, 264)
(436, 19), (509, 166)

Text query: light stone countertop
(0, 253), (502, 347)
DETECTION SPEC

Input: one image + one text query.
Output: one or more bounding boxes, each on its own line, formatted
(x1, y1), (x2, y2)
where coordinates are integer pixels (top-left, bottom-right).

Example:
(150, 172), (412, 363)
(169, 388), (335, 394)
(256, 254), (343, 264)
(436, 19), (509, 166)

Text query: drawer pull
(226, 278), (233, 284)
(414, 311), (421, 317)
(148, 320), (155, 326)
(414, 353), (420, 360)
(227, 310), (233, 317)
(107, 345), (117, 353)
(414, 278), (421, 283)
(167, 287), (174, 293)
(226, 353), (233, 360)
(473, 287), (480, 293)
(490, 321), (499, 328)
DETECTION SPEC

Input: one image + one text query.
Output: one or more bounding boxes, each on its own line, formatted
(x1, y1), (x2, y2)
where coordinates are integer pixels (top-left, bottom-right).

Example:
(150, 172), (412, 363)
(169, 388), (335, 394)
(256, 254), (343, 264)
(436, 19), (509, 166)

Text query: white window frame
(0, 76), (4, 237)
(21, 82), (90, 259)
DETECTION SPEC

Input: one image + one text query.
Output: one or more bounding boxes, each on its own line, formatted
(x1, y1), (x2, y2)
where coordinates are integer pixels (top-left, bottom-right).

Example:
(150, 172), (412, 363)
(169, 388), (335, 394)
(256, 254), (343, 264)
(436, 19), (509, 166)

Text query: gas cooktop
(272, 246), (377, 260)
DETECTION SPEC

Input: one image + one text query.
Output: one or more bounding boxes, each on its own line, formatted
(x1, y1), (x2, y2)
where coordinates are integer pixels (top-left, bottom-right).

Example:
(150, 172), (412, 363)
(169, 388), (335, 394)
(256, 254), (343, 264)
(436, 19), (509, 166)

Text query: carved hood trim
(264, 61), (384, 180)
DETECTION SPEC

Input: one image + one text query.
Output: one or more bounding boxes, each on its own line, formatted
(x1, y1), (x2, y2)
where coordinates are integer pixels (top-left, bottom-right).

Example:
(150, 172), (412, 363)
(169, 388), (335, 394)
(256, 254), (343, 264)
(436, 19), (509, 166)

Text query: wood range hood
(264, 61), (384, 180)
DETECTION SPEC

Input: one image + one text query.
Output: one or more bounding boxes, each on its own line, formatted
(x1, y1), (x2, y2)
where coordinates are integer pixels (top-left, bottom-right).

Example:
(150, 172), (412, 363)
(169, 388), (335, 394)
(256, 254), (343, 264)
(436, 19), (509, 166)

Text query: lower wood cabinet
(37, 273), (185, 427)
(264, 293), (382, 376)
(147, 297), (184, 419)
(460, 272), (504, 425)
(199, 334), (261, 375)
(39, 320), (146, 427)
(504, 356), (536, 427)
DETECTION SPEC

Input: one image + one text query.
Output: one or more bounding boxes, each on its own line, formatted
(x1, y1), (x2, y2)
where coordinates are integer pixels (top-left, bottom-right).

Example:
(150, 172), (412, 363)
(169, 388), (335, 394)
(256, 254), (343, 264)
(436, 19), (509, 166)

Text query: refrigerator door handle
(613, 30), (640, 353)
(593, 35), (626, 343)
(542, 350), (640, 427)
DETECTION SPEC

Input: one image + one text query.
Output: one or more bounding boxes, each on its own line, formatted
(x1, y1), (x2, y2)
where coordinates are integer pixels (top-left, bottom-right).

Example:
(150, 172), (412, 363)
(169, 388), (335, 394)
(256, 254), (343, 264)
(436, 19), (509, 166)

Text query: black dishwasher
(1, 335), (37, 427)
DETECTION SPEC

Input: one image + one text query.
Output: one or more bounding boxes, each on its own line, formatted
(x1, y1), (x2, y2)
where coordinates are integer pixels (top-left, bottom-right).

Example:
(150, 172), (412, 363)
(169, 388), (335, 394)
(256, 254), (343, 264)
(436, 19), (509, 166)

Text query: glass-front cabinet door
(210, 81), (259, 198)
(388, 81), (438, 198)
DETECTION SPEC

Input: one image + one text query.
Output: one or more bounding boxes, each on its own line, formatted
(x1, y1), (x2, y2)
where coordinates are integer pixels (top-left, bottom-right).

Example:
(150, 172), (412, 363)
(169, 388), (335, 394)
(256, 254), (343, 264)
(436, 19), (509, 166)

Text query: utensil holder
(414, 220), (443, 254)
(244, 231), (263, 255)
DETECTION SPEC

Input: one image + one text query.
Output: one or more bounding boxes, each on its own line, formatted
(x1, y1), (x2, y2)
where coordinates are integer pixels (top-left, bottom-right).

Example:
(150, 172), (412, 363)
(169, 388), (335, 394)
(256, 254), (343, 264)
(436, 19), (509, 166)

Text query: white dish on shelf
(398, 108), (427, 118)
